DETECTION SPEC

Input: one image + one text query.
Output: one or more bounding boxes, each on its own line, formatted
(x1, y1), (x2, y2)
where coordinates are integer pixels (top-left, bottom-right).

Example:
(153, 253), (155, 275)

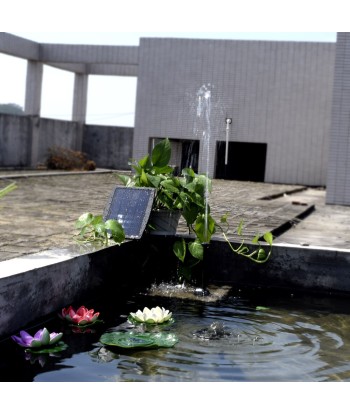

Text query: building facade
(133, 38), (335, 187)
(2, 32), (350, 204)
(326, 32), (350, 205)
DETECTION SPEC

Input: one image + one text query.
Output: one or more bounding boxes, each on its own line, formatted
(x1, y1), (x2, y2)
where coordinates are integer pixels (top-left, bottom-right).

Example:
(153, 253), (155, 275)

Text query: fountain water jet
(194, 84), (212, 240)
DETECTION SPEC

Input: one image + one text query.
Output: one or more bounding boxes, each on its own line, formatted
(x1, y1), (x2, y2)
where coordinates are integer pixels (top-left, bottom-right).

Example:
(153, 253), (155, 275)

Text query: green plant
(74, 212), (125, 246)
(0, 182), (17, 199)
(173, 238), (205, 283)
(119, 137), (273, 285)
(118, 138), (215, 238)
(173, 220), (273, 284)
(219, 217), (273, 264)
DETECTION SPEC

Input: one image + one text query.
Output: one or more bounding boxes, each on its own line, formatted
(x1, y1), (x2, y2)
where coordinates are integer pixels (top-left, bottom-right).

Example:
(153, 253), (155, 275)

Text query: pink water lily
(12, 328), (63, 348)
(61, 305), (100, 326)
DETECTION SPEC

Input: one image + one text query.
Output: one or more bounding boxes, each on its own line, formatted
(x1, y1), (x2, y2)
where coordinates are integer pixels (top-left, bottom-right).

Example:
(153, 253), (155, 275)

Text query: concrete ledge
(0, 240), (149, 340)
(204, 238), (350, 295)
(2, 236), (350, 340)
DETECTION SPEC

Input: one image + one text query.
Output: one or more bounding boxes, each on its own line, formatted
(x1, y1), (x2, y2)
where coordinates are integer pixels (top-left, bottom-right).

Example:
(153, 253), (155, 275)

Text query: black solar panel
(103, 186), (155, 239)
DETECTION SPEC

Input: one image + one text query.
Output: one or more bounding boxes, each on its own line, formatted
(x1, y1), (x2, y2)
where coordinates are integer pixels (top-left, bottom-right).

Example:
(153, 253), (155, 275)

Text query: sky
(0, 31), (337, 127)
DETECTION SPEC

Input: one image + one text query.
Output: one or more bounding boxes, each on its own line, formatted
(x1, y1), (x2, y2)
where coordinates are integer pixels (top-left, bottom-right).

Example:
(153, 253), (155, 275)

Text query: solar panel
(103, 186), (156, 239)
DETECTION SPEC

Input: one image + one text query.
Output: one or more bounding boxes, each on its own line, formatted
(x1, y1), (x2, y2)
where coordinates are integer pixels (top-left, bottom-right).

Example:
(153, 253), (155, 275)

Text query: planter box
(148, 210), (181, 235)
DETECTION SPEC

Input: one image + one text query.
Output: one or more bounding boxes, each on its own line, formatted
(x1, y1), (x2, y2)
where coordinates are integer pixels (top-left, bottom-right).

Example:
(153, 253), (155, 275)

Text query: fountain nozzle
(225, 118), (232, 165)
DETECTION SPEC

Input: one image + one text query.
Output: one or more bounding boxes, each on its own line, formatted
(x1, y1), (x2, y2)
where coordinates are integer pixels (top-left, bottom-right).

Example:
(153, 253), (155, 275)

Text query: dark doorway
(181, 140), (199, 173)
(150, 138), (199, 174)
(215, 141), (267, 181)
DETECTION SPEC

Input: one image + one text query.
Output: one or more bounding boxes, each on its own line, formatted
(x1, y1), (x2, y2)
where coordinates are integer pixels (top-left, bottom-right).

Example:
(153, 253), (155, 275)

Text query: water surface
(1, 286), (350, 382)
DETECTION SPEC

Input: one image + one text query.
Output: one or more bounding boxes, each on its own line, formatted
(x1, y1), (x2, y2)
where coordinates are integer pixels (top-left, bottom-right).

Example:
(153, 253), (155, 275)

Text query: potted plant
(118, 138), (215, 240)
(72, 138), (273, 287)
(117, 138), (217, 282)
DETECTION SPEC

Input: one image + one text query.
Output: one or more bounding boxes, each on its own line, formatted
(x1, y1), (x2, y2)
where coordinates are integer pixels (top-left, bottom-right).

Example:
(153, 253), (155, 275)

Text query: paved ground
(1, 169), (350, 263)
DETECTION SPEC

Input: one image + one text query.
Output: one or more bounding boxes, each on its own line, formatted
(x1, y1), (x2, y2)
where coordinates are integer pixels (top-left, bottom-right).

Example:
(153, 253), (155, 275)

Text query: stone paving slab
(1, 170), (349, 262)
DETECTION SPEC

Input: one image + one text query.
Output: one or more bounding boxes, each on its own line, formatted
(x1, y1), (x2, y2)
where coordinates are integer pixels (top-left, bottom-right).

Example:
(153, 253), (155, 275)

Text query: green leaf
(94, 222), (106, 235)
(173, 239), (186, 262)
(105, 219), (121, 232)
(25, 341), (68, 354)
(237, 219), (244, 236)
(117, 174), (133, 186)
(0, 182), (17, 199)
(138, 154), (151, 170)
(151, 138), (171, 168)
(220, 213), (229, 224)
(194, 214), (216, 243)
(105, 219), (125, 244)
(161, 179), (180, 194)
(257, 248), (267, 261)
(140, 169), (149, 186)
(91, 215), (104, 226)
(153, 165), (174, 175)
(188, 239), (204, 260)
(75, 212), (94, 228)
(252, 233), (260, 244)
(146, 174), (162, 189)
(181, 167), (196, 178)
(263, 232), (273, 246)
(99, 331), (178, 349)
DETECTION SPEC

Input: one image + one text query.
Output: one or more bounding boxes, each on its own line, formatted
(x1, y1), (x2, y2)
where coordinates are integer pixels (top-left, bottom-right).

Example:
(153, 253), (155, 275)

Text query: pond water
(1, 285), (350, 382)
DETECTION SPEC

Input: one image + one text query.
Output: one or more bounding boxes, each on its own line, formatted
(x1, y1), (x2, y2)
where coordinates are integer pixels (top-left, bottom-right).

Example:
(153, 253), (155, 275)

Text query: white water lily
(130, 306), (172, 324)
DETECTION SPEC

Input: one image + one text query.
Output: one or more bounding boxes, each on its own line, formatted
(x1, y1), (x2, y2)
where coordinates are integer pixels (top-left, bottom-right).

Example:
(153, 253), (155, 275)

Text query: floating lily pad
(24, 341), (68, 354)
(99, 331), (178, 349)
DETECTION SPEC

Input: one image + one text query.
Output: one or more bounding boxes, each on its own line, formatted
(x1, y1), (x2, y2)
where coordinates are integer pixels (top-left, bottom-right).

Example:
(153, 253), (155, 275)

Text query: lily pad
(24, 341), (68, 354)
(99, 331), (178, 349)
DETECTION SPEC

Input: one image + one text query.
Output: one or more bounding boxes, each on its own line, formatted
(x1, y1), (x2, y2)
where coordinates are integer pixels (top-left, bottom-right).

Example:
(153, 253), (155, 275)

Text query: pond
(1, 283), (350, 382)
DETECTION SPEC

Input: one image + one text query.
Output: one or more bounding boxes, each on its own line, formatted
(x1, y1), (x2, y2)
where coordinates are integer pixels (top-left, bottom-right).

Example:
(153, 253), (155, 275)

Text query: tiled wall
(326, 33), (350, 205)
(133, 38), (335, 186)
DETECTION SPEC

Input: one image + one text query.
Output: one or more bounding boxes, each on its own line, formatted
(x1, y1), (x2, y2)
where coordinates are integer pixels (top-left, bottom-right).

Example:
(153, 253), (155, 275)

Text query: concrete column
(24, 60), (43, 116)
(72, 73), (88, 151)
(72, 73), (88, 123)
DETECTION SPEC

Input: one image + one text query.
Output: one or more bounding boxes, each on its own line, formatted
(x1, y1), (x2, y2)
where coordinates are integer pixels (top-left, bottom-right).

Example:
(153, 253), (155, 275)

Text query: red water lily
(61, 306), (100, 326)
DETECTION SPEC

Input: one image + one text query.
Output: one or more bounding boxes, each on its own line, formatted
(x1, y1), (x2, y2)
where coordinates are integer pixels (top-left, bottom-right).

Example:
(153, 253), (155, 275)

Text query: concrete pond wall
(1, 235), (350, 340)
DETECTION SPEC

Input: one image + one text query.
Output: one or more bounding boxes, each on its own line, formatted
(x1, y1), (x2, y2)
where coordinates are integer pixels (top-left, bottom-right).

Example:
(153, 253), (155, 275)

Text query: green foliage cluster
(119, 138), (273, 283)
(73, 137), (273, 284)
(74, 212), (125, 246)
(118, 138), (214, 240)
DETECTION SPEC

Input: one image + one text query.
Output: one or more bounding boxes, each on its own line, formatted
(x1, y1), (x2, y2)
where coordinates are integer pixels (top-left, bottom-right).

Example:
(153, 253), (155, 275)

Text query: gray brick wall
(133, 38), (335, 186)
(326, 33), (350, 205)
(83, 125), (133, 169)
(0, 114), (31, 166)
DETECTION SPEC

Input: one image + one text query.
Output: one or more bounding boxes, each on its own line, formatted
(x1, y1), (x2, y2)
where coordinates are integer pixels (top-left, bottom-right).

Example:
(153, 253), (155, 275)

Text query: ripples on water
(1, 286), (350, 382)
